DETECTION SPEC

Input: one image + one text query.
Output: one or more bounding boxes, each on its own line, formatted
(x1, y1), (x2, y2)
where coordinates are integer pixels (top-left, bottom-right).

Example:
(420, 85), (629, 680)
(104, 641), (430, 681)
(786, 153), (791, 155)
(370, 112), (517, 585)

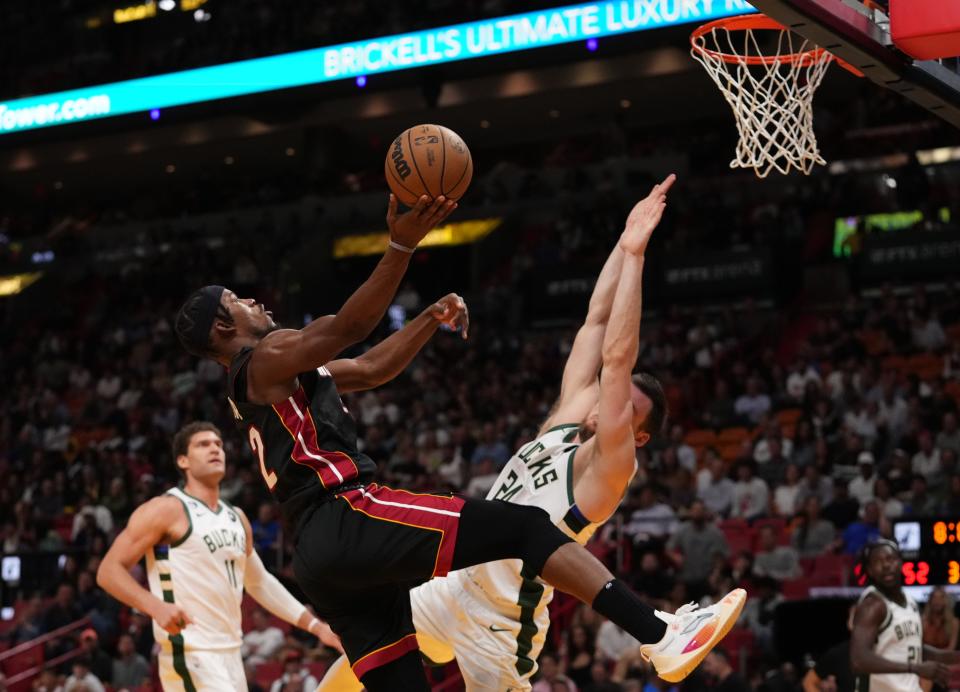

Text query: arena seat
(721, 527), (756, 555)
(781, 577), (817, 600)
(752, 518), (788, 545)
(718, 427), (751, 443)
(254, 661), (283, 689)
(774, 409), (802, 426)
(683, 429), (717, 447)
(814, 554), (854, 585)
(721, 627), (755, 671)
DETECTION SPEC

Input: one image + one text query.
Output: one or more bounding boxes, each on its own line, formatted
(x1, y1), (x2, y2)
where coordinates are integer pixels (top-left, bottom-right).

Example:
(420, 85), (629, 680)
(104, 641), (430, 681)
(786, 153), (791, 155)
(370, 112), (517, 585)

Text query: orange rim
(690, 14), (833, 67)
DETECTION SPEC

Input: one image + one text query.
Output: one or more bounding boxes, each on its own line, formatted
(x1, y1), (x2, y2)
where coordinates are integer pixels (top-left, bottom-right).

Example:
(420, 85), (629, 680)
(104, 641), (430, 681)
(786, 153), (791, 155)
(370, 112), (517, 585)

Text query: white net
(691, 20), (834, 178)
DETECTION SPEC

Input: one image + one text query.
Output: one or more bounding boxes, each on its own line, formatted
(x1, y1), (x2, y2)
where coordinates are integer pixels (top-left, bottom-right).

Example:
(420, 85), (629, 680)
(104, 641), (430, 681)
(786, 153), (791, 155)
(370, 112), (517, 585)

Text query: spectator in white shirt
(848, 452), (877, 506)
(785, 360), (821, 402)
(877, 382), (909, 445)
(464, 457), (500, 498)
(269, 650), (318, 692)
(734, 378), (772, 425)
(624, 485), (677, 544)
(912, 430), (941, 478)
(773, 463), (803, 518)
(753, 423), (794, 465)
(731, 462), (770, 520)
(667, 424), (697, 472)
(911, 311), (947, 352)
(595, 618), (636, 663)
(242, 609), (285, 668)
(697, 450), (735, 518)
(843, 399), (879, 449)
(64, 659), (106, 692)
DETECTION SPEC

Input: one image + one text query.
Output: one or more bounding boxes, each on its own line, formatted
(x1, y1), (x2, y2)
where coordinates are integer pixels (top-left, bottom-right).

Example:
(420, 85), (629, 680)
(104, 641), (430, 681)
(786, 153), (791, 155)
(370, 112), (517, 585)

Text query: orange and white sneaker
(640, 588), (747, 683)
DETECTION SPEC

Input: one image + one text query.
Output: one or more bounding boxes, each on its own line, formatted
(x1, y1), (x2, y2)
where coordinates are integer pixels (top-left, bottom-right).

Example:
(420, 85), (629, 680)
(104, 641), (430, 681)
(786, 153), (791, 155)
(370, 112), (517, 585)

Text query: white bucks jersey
(146, 488), (247, 652)
(855, 587), (923, 692)
(450, 424), (604, 677)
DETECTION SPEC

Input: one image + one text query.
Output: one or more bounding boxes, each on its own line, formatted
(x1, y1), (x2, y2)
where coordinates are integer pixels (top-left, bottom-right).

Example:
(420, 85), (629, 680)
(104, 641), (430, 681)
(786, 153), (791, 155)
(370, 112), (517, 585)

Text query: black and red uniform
(228, 347), (570, 686)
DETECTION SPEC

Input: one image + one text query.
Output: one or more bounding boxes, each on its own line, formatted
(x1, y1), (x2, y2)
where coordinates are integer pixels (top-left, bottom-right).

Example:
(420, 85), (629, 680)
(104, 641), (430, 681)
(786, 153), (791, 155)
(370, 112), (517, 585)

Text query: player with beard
(850, 539), (958, 691)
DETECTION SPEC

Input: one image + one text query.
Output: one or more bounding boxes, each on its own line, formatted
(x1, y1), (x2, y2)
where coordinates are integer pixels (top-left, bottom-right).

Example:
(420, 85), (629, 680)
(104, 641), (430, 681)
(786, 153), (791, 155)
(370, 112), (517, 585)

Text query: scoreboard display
(892, 519), (960, 586)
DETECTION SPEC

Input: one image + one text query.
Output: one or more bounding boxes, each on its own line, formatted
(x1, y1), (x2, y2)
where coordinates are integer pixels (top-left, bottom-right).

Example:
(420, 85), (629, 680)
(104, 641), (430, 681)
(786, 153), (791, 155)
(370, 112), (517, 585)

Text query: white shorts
(410, 577), (535, 692)
(158, 645), (246, 691)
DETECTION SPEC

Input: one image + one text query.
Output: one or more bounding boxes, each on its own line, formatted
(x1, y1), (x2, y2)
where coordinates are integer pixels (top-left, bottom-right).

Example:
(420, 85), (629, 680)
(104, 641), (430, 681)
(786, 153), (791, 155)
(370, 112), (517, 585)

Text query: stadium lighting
(159, 0), (175, 10)
(193, 9), (210, 22)
(149, 108), (161, 121)
(586, 38), (599, 51)
(355, 75), (367, 88)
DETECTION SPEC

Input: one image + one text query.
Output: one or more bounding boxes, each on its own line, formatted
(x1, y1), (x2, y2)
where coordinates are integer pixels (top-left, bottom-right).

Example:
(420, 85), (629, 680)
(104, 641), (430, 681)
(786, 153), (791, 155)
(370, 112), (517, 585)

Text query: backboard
(745, 0), (960, 128)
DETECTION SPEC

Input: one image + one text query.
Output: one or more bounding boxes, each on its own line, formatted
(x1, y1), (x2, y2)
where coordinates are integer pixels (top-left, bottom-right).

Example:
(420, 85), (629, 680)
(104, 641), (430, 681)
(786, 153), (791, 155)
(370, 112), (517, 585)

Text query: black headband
(175, 285), (226, 356)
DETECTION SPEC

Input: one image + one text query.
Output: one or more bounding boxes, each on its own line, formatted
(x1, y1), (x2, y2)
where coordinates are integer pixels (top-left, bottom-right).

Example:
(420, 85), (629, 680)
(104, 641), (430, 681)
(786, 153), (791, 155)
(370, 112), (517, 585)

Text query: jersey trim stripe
(515, 562), (545, 676)
(351, 632), (419, 679)
(179, 489), (222, 514)
(564, 448), (577, 506)
(338, 484), (464, 577)
(154, 545), (197, 692)
(544, 423), (579, 434)
(275, 397), (343, 486)
(357, 487), (461, 518)
(272, 387), (361, 488)
(167, 494), (193, 548)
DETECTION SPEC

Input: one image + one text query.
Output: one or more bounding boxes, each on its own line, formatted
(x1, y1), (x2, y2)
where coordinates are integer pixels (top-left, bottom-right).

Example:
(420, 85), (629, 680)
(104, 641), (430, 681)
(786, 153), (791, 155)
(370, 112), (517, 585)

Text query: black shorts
(292, 482), (464, 679)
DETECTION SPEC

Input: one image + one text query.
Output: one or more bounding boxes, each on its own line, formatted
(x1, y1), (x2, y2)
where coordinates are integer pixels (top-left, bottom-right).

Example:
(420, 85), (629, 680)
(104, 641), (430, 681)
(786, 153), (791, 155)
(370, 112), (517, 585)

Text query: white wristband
(389, 240), (415, 254)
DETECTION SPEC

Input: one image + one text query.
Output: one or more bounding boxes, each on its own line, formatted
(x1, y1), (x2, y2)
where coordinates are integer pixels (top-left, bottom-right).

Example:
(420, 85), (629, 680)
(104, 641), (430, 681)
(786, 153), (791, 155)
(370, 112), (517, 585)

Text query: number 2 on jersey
(249, 426), (277, 490)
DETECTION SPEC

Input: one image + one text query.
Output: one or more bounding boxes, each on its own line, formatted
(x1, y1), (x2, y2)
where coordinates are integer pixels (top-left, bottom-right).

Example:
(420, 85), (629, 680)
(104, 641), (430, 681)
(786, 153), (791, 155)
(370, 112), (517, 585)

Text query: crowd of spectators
(0, 34), (959, 684)
(1, 231), (959, 689)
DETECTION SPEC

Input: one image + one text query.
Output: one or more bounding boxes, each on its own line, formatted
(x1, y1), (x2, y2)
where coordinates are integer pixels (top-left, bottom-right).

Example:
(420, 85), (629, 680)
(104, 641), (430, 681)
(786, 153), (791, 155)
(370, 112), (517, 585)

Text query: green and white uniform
(854, 586), (923, 692)
(146, 488), (248, 691)
(411, 424), (612, 691)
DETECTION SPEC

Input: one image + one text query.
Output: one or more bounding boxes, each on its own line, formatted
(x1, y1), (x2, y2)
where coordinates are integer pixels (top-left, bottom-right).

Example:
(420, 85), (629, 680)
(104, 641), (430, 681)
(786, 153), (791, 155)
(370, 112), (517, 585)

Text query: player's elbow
(95, 560), (111, 590)
(600, 345), (635, 370)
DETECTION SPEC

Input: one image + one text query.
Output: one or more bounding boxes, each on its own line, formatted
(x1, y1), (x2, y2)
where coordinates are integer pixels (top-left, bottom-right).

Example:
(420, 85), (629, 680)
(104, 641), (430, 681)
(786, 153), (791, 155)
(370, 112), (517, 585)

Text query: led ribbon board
(0, 0), (754, 136)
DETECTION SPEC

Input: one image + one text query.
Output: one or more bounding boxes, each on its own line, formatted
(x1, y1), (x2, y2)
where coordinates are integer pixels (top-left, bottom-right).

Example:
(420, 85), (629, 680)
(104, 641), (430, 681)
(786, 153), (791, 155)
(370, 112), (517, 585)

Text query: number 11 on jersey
(224, 559), (239, 588)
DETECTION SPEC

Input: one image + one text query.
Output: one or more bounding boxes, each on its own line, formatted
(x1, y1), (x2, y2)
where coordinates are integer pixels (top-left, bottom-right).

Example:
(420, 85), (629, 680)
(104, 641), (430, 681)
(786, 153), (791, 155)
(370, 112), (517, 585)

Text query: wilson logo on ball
(391, 137), (411, 180)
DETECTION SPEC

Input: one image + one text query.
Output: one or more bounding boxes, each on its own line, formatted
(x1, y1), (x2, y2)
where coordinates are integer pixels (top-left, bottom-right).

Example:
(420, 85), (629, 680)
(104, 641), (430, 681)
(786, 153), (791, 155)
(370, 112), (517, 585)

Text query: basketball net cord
(692, 25), (833, 178)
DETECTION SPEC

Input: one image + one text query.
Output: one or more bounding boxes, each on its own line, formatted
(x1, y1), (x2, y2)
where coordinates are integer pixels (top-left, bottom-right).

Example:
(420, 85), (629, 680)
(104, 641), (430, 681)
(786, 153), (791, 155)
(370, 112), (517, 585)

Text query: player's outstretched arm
(96, 497), (194, 636)
(541, 174), (676, 435)
(573, 177), (673, 522)
(236, 509), (343, 653)
(249, 195), (456, 389)
(326, 293), (468, 393)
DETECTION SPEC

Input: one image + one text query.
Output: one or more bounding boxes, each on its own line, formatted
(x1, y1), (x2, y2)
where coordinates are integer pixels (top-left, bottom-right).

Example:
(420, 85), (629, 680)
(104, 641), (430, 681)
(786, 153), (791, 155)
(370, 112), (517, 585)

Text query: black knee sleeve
(451, 498), (573, 574)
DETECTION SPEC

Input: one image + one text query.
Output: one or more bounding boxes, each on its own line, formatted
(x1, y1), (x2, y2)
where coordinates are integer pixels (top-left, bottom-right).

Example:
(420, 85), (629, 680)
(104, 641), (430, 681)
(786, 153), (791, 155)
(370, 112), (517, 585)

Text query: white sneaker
(639, 588), (746, 683)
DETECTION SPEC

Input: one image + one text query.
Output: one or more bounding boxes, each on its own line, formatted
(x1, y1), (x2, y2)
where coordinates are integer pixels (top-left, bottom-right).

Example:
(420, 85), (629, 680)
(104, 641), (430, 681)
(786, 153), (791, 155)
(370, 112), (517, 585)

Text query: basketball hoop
(691, 15), (859, 178)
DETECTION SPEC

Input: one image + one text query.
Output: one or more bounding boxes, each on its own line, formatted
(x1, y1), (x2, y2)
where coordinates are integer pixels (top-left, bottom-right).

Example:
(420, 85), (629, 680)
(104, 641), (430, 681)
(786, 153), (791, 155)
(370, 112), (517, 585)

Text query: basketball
(384, 124), (473, 206)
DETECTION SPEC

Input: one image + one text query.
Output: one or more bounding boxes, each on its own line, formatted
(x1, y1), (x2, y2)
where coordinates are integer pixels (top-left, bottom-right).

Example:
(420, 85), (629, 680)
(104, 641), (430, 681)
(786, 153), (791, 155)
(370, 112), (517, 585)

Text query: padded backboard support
(890, 0), (960, 61)
(746, 0), (960, 128)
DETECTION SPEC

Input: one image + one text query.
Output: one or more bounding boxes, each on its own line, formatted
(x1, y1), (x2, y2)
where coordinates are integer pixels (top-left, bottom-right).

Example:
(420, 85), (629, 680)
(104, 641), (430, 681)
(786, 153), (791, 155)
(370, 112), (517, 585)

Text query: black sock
(591, 579), (668, 644)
